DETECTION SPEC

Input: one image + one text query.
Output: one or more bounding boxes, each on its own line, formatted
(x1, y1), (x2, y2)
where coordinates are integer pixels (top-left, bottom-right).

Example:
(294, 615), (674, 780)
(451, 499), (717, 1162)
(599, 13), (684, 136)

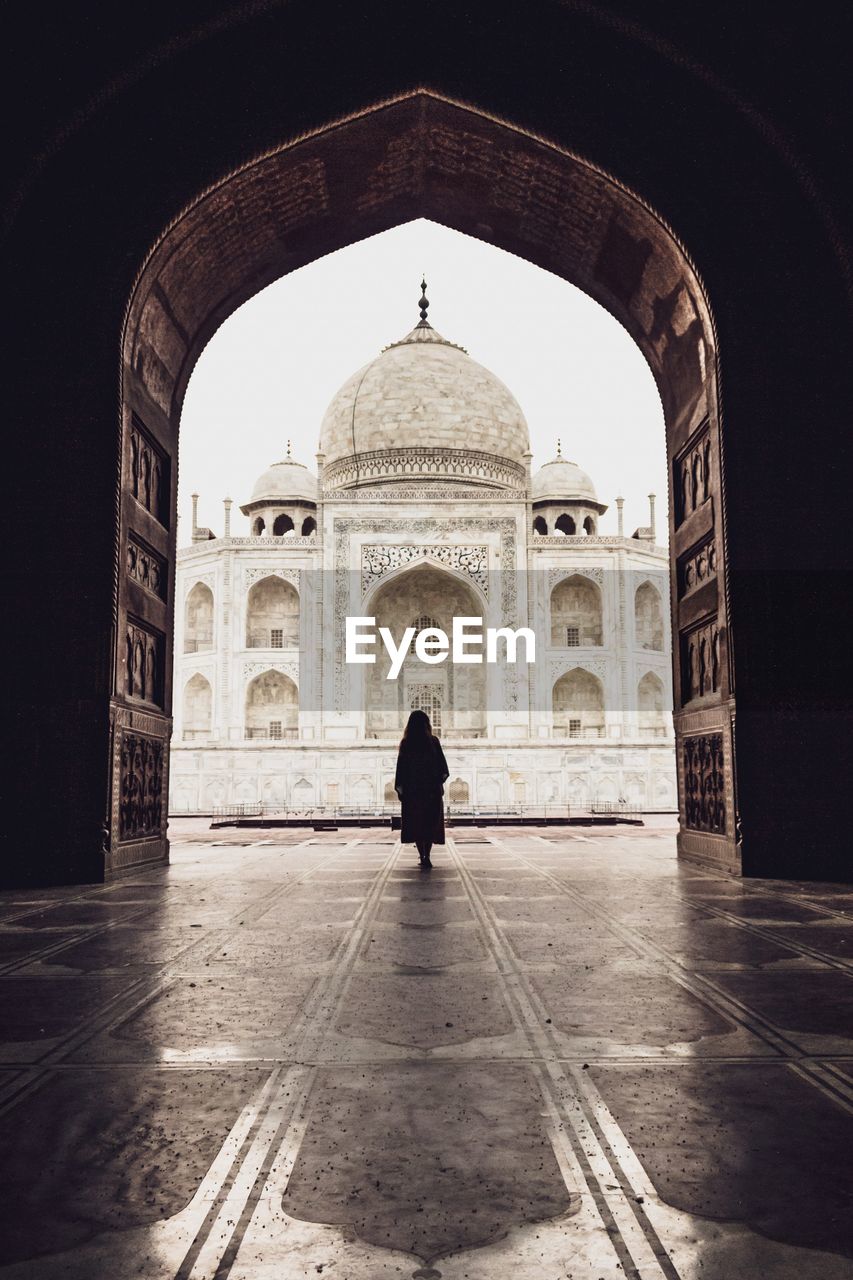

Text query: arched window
(252, 516), (265, 536)
(554, 513), (576, 536)
(635, 581), (664, 650)
(552, 669), (605, 737)
(301, 515), (317, 536)
(448, 778), (470, 804)
(638, 671), (667, 737)
(533, 515), (548, 535)
(246, 576), (299, 648)
(408, 614), (441, 654)
(272, 513), (294, 536)
(409, 683), (443, 732)
(184, 582), (214, 653)
(550, 575), (603, 646)
(182, 673), (212, 739)
(583, 515), (596, 535)
(383, 780), (398, 804)
(244, 670), (298, 739)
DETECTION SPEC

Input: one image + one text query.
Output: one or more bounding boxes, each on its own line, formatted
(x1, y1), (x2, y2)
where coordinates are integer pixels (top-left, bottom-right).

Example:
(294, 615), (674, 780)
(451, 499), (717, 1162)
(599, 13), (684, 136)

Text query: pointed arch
(550, 574), (603, 647)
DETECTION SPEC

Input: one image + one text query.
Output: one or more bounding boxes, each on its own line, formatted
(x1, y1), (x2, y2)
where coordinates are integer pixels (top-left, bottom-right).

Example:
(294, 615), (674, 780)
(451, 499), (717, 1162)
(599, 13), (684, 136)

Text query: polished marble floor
(1, 819), (852, 1278)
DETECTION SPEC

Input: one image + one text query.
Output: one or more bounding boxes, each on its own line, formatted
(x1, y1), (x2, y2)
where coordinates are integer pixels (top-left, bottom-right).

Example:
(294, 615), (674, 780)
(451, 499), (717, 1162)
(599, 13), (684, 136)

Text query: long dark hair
(400, 708), (433, 751)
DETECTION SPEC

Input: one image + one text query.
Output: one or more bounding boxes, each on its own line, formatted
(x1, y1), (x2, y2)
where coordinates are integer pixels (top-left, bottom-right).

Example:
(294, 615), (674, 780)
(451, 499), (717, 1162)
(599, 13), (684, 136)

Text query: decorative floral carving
(324, 447), (525, 492)
(684, 733), (726, 834)
(361, 544), (489, 595)
(244, 567), (301, 589)
(127, 536), (167, 599)
(242, 661), (299, 683)
(547, 566), (604, 589)
(324, 486), (522, 501)
(119, 731), (164, 841)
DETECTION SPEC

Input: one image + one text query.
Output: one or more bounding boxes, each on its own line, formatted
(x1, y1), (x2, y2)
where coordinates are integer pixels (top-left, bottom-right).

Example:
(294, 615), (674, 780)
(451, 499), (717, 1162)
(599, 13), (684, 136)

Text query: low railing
(553, 725), (606, 738)
(245, 633), (298, 649)
(209, 800), (642, 823)
(244, 727), (298, 740)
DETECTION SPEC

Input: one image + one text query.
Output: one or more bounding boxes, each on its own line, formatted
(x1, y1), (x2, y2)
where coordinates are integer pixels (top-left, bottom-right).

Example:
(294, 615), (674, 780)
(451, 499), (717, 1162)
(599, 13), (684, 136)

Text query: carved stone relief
(127, 535), (167, 600)
(678, 536), (717, 597)
(125, 618), (164, 707)
(547, 566), (604, 590)
(129, 415), (169, 526)
(684, 733), (726, 834)
(323, 446), (525, 491)
(242, 661), (299, 684)
(244, 567), (301, 589)
(681, 616), (721, 703)
(674, 421), (712, 526)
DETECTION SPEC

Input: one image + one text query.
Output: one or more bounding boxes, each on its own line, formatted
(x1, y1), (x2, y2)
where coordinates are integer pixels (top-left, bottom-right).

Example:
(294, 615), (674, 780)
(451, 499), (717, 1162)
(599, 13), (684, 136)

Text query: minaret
(223, 497), (232, 538)
(616, 495), (625, 536)
(191, 492), (199, 538)
(648, 493), (656, 542)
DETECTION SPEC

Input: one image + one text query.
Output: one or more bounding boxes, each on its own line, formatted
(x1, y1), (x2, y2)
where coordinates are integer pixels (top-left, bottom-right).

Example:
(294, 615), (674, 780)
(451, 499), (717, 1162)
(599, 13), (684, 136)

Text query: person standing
(394, 709), (449, 868)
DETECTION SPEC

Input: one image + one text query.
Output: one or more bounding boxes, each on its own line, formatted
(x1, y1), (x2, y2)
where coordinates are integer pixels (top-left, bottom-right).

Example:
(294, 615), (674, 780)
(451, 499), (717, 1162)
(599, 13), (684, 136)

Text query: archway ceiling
(127, 92), (712, 440)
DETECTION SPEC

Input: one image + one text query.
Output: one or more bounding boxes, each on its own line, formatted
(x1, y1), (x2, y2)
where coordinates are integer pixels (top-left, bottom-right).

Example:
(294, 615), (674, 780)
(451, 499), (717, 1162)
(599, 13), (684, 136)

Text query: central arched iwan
(116, 90), (734, 875)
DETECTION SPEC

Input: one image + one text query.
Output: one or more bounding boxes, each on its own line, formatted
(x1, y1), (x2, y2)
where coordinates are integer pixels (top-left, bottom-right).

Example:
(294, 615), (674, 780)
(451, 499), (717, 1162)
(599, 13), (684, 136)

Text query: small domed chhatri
(318, 281), (530, 491)
(173, 284), (675, 820)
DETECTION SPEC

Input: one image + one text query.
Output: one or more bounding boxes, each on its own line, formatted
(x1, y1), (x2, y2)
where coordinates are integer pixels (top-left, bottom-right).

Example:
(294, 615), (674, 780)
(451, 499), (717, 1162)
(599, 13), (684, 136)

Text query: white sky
(179, 219), (667, 542)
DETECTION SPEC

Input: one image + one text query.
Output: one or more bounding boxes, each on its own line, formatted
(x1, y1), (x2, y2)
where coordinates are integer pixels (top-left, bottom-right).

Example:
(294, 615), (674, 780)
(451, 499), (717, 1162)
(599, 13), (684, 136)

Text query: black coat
(394, 737), (449, 845)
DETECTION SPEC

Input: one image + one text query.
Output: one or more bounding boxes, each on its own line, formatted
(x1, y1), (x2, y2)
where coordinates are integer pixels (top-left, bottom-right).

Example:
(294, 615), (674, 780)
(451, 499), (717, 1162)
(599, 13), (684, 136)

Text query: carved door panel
(106, 404), (176, 873)
(670, 405), (739, 872)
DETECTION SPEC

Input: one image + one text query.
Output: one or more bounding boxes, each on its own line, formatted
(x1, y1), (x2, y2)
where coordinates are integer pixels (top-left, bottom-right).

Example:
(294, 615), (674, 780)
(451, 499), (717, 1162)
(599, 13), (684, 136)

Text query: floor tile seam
(446, 837), (680, 1280)
(0, 846), (350, 982)
(173, 1063), (289, 1280)
(505, 843), (853, 1116)
(0, 900), (171, 975)
(179, 1064), (317, 1280)
(207, 1065), (321, 1280)
(666, 896), (853, 974)
(265, 841), (404, 1063)
(785, 1060), (853, 1113)
(502, 843), (806, 1060)
(674, 873), (853, 919)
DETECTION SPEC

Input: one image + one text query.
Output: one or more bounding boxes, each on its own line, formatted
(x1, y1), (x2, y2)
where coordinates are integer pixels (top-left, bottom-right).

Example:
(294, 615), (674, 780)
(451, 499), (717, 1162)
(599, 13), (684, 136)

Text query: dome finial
(417, 277), (430, 327)
(286, 439), (292, 458)
(556, 437), (562, 458)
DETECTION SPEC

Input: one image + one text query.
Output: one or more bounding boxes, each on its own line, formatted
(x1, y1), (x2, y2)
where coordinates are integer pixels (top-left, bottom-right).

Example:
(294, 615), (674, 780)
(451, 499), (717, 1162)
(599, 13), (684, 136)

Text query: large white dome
(318, 316), (530, 491)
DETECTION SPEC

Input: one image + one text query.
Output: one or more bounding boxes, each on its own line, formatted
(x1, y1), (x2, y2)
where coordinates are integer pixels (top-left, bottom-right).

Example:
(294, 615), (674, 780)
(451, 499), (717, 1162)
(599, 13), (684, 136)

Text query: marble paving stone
(0, 930), (79, 966)
(374, 899), (475, 926)
(634, 920), (812, 968)
(203, 926), (349, 969)
(0, 1066), (263, 1268)
(589, 1062), (853, 1259)
(710, 970), (853, 1041)
(23, 927), (202, 973)
(361, 922), (489, 968)
(0, 975), (134, 1050)
(722, 898), (842, 923)
(761, 923), (853, 960)
(336, 974), (513, 1048)
(528, 966), (733, 1047)
(502, 923), (644, 967)
(77, 972), (319, 1060)
(11, 902), (147, 929)
(252, 899), (362, 927)
(283, 1062), (574, 1264)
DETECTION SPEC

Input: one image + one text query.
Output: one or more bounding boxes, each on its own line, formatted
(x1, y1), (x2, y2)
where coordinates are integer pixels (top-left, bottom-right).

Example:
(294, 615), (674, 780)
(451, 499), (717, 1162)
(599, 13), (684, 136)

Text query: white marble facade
(170, 300), (676, 815)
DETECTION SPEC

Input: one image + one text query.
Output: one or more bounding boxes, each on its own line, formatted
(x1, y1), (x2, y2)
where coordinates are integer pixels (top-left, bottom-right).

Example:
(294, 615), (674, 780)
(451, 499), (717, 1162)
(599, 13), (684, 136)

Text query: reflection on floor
(1, 818), (852, 1278)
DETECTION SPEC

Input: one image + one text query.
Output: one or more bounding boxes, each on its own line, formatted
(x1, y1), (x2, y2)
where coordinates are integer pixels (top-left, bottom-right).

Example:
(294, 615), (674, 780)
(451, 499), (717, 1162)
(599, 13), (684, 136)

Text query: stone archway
(113, 91), (734, 875)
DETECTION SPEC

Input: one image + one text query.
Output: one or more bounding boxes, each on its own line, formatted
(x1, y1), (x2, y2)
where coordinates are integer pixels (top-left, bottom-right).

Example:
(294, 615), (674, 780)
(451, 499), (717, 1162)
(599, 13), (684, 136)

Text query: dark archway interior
(4, 4), (851, 885)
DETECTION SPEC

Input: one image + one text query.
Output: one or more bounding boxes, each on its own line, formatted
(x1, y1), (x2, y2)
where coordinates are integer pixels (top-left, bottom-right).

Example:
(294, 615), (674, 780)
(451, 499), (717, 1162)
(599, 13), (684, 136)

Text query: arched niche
(363, 564), (486, 739)
(553, 669), (605, 737)
(550, 575), (603, 647)
(182, 672), (212, 739)
(272, 514), (294, 536)
(533, 515), (548, 536)
(112, 90), (734, 876)
(252, 517), (265, 536)
(301, 516), (317, 537)
(638, 671), (667, 736)
(554, 513), (576, 536)
(245, 576), (299, 649)
(635, 581), (664, 651)
(184, 581), (214, 653)
(244, 670), (298, 739)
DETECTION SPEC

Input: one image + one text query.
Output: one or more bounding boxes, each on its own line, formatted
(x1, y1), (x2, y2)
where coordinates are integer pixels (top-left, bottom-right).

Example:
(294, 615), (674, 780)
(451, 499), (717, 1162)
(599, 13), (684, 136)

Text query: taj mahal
(170, 287), (676, 816)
